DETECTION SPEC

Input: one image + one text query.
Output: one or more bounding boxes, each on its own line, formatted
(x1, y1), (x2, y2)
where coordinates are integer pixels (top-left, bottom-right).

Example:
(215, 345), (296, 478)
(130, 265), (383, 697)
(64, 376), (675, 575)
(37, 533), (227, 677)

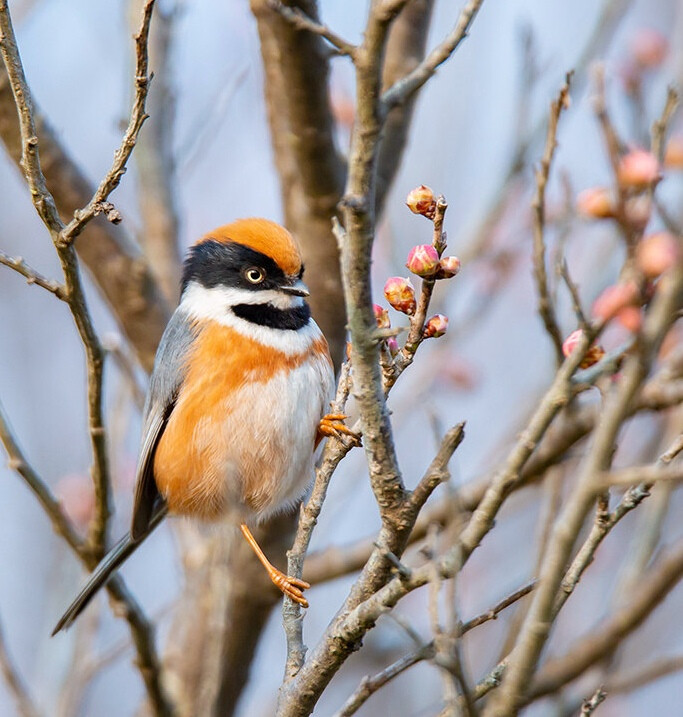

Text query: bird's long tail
(51, 505), (167, 635)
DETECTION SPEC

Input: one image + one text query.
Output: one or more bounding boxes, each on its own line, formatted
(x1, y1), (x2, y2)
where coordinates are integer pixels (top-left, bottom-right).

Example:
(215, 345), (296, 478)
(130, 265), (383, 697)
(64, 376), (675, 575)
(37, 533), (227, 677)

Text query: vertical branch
(531, 72), (572, 365)
(0, 619), (41, 717)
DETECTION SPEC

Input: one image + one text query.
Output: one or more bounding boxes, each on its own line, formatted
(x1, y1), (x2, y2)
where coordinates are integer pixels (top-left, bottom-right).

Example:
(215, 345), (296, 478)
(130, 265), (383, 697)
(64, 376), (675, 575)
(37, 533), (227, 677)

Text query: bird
(52, 218), (356, 635)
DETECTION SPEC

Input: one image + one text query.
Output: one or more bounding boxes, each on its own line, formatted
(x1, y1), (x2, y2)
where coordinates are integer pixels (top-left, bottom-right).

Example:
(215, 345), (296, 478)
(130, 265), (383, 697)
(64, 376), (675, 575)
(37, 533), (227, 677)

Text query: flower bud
(406, 244), (440, 277)
(617, 306), (643, 332)
(617, 149), (660, 189)
(577, 187), (614, 219)
(436, 255), (461, 279)
(562, 329), (606, 369)
(664, 137), (683, 169)
(636, 232), (680, 278)
(373, 304), (390, 329)
(631, 28), (668, 69)
(423, 314), (448, 338)
(592, 281), (640, 322)
(386, 336), (399, 357)
(383, 276), (416, 315)
(406, 185), (437, 219)
(56, 474), (95, 530)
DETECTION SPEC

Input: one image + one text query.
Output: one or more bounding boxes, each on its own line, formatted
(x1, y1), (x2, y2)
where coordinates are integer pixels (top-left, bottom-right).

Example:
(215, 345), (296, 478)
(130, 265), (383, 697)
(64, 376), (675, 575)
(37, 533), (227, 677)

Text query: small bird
(53, 218), (355, 634)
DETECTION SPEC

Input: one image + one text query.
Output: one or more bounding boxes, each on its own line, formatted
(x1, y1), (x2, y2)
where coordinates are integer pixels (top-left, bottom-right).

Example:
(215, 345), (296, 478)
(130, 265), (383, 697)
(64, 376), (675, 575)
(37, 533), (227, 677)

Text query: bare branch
(0, 619), (40, 717)
(382, 0), (486, 110)
(0, 249), (65, 299)
(266, 0), (356, 57)
(531, 72), (573, 365)
(59, 0), (155, 247)
(580, 686), (607, 716)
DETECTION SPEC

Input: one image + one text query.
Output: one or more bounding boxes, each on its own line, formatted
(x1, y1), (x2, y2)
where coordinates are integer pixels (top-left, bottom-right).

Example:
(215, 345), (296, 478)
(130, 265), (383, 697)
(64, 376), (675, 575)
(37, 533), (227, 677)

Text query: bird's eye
(245, 267), (265, 284)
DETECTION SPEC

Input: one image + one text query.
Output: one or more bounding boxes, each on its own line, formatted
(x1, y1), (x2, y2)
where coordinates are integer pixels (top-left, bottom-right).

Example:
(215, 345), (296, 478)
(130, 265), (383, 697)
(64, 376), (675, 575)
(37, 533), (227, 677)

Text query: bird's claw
(318, 413), (362, 446)
(269, 568), (311, 607)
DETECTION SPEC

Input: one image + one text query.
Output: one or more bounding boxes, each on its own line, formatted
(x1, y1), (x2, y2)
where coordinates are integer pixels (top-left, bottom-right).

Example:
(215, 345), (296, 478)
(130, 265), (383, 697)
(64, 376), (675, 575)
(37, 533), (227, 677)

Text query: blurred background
(1, 0), (682, 714)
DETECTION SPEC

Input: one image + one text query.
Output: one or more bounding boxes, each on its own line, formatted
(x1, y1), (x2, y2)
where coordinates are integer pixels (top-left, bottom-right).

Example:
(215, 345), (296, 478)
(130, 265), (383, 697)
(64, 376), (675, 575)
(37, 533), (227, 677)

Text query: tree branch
(0, 248), (65, 299)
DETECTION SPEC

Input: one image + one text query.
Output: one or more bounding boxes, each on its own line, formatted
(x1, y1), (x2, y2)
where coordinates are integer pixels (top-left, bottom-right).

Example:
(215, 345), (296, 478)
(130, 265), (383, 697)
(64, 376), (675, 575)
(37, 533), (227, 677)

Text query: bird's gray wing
(131, 308), (197, 540)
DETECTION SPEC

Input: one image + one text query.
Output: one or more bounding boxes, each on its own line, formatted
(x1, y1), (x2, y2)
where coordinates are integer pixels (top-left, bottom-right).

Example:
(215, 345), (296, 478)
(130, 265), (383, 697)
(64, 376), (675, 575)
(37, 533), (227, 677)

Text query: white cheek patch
(180, 282), (321, 355)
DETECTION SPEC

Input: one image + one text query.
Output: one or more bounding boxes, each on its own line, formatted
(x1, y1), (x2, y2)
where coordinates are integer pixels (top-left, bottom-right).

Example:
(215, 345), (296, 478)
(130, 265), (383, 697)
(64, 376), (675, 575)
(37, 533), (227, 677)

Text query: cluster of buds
(405, 243), (461, 281)
(406, 185), (437, 220)
(562, 329), (606, 369)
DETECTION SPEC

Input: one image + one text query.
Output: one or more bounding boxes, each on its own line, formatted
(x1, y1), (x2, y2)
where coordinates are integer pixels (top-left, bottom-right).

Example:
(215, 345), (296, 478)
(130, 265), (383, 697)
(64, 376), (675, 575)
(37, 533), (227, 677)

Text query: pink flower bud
(406, 244), (440, 277)
(664, 137), (683, 169)
(373, 304), (390, 329)
(406, 185), (437, 219)
(636, 232), (680, 278)
(617, 150), (660, 189)
(423, 314), (448, 339)
(386, 336), (399, 357)
(436, 255), (461, 279)
(562, 329), (606, 369)
(577, 187), (614, 219)
(631, 28), (668, 69)
(617, 306), (643, 332)
(592, 281), (640, 322)
(383, 276), (416, 315)
(56, 474), (95, 530)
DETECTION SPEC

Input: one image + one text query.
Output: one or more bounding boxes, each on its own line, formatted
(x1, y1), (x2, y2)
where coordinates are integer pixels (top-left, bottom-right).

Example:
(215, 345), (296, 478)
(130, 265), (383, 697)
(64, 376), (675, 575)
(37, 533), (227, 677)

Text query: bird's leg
(318, 413), (362, 445)
(239, 523), (310, 607)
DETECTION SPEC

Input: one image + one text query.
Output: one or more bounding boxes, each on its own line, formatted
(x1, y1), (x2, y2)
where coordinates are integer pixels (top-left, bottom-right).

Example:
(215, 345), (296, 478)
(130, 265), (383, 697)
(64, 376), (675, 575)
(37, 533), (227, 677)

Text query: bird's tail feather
(51, 505), (167, 635)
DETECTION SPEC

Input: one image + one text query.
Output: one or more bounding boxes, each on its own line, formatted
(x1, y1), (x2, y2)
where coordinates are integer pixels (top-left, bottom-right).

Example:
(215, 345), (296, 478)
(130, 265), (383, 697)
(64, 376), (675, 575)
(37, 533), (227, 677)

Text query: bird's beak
(280, 279), (310, 297)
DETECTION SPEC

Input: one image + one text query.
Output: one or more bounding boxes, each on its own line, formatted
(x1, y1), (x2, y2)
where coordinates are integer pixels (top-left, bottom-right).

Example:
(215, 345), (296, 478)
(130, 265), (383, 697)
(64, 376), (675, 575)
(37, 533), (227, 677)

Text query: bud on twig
(386, 336), (399, 357)
(406, 244), (440, 278)
(406, 185), (437, 219)
(423, 314), (448, 339)
(562, 329), (605, 369)
(576, 187), (614, 219)
(636, 232), (680, 278)
(384, 277), (417, 315)
(373, 304), (391, 329)
(617, 149), (660, 189)
(436, 256), (461, 279)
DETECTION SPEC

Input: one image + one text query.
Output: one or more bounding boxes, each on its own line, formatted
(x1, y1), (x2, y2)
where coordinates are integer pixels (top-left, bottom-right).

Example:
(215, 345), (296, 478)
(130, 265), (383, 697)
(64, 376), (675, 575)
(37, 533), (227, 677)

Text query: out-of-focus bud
(56, 474), (95, 530)
(664, 136), (683, 169)
(406, 185), (437, 219)
(373, 304), (390, 329)
(618, 61), (641, 95)
(631, 28), (668, 69)
(624, 195), (652, 231)
(423, 314), (448, 338)
(636, 232), (680, 278)
(386, 336), (399, 357)
(436, 255), (461, 279)
(617, 306), (643, 332)
(383, 276), (417, 315)
(617, 149), (660, 189)
(562, 329), (606, 369)
(406, 244), (440, 277)
(592, 281), (640, 321)
(577, 187), (614, 219)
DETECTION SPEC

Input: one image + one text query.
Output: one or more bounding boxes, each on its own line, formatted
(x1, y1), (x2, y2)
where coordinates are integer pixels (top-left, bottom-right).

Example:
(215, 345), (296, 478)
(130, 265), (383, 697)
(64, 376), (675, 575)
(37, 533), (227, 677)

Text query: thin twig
(0, 618), (41, 717)
(0, 249), (66, 299)
(580, 686), (606, 716)
(59, 0), (155, 247)
(382, 0), (486, 110)
(531, 71), (573, 365)
(266, 0), (356, 57)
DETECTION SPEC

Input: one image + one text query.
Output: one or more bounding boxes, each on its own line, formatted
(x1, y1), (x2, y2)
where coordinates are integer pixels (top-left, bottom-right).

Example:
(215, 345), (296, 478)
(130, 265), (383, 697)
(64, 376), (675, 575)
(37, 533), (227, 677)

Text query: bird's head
(181, 218), (310, 317)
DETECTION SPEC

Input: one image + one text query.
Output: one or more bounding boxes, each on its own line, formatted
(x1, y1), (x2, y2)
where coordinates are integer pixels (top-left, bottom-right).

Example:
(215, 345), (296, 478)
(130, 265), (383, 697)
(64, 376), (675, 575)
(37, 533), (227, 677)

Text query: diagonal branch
(0, 248), (65, 299)
(382, 0), (486, 111)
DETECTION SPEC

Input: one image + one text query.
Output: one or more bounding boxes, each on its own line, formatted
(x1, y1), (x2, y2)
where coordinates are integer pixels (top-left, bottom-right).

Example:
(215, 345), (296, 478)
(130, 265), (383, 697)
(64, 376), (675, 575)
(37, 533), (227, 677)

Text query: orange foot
(268, 567), (311, 607)
(318, 413), (362, 445)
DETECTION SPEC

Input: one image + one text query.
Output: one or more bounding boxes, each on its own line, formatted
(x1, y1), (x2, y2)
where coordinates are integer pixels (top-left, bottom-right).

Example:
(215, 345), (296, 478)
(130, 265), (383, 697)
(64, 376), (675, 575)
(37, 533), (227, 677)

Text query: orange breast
(153, 321), (330, 521)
